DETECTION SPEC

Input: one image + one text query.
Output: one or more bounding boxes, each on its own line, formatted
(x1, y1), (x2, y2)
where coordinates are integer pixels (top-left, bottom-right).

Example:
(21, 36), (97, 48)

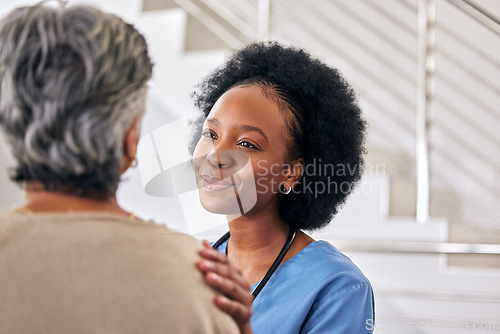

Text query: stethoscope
(212, 228), (296, 300)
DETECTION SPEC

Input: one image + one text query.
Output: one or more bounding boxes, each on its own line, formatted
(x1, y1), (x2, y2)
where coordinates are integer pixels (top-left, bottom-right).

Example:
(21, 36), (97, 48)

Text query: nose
(206, 149), (235, 169)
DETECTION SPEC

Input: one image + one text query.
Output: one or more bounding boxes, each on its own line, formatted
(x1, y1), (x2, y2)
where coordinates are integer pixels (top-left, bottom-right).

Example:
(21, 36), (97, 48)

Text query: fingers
(199, 241), (229, 264)
(204, 271), (252, 306)
(198, 243), (246, 285)
(215, 294), (252, 324)
(197, 242), (250, 294)
(198, 259), (250, 293)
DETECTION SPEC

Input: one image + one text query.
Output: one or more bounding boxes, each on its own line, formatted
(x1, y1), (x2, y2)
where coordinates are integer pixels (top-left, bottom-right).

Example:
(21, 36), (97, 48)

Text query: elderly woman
(195, 42), (375, 333)
(0, 3), (238, 333)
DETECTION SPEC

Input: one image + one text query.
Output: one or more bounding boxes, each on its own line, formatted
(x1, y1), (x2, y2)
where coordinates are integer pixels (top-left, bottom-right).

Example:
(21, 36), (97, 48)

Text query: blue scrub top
(216, 239), (375, 333)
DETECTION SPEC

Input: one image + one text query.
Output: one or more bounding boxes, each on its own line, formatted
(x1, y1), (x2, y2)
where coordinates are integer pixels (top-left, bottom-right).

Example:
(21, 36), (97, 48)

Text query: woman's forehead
(207, 85), (285, 127)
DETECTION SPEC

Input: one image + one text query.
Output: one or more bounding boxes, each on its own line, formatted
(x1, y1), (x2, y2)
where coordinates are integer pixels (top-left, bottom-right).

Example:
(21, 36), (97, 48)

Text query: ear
(122, 116), (142, 172)
(283, 158), (304, 189)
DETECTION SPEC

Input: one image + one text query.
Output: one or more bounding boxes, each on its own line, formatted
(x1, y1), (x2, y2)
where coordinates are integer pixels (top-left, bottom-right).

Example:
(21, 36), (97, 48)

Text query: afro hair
(190, 41), (366, 231)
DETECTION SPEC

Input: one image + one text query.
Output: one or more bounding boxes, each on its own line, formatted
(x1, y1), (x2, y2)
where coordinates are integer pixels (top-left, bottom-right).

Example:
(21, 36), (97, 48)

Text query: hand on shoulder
(197, 240), (254, 334)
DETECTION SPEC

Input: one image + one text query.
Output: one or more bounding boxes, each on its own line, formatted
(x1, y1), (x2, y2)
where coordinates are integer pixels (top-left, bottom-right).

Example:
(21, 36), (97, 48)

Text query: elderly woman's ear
(122, 116), (142, 173)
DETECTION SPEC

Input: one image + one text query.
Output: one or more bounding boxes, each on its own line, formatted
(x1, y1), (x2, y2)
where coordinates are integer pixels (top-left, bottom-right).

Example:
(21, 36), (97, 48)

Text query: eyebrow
(238, 124), (269, 143)
(207, 118), (220, 125)
(206, 117), (269, 143)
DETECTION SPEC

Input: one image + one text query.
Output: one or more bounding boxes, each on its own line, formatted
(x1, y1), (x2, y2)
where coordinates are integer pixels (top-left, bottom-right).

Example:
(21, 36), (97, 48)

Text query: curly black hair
(190, 42), (366, 231)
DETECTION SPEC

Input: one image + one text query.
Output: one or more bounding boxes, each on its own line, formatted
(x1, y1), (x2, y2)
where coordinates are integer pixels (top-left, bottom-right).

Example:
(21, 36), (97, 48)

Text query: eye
(238, 140), (259, 150)
(201, 129), (217, 140)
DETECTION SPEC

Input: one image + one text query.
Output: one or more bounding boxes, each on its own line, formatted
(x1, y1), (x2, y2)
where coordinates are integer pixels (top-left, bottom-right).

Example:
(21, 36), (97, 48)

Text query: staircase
(140, 0), (500, 245)
(125, 0), (500, 332)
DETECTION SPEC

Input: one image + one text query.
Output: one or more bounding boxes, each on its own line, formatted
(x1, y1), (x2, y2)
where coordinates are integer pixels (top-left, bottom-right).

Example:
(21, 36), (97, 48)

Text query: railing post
(258, 0), (271, 40)
(416, 0), (435, 223)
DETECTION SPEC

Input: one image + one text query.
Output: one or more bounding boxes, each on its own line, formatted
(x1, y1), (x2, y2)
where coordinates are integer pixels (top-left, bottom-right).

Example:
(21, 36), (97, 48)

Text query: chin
(198, 189), (243, 216)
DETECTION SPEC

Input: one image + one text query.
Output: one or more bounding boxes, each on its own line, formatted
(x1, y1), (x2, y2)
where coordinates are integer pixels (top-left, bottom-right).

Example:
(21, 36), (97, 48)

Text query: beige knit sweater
(0, 211), (238, 334)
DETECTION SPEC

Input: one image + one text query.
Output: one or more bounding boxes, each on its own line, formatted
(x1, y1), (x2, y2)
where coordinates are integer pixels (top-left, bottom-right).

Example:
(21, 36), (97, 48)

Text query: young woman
(195, 42), (375, 333)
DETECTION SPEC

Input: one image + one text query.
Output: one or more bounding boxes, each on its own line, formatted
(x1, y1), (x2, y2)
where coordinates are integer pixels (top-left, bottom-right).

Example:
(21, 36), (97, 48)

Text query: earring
(281, 183), (292, 195)
(130, 158), (138, 168)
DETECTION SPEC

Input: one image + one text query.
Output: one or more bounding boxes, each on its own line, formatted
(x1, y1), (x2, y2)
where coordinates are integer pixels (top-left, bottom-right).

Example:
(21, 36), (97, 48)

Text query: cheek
(251, 160), (284, 195)
(193, 140), (209, 169)
(253, 160), (283, 180)
(254, 160), (269, 177)
(193, 140), (204, 159)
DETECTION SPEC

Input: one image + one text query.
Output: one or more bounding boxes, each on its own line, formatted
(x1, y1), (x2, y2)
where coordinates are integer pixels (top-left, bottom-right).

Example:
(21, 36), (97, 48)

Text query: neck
(227, 211), (289, 254)
(224, 207), (315, 286)
(226, 209), (291, 284)
(21, 184), (128, 217)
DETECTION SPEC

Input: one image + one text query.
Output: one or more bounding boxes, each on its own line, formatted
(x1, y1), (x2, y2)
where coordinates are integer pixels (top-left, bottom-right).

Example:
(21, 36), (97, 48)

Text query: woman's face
(193, 85), (292, 219)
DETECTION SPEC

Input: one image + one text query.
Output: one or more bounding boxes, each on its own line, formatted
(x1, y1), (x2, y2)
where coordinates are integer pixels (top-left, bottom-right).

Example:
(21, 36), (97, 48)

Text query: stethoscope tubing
(212, 228), (296, 300)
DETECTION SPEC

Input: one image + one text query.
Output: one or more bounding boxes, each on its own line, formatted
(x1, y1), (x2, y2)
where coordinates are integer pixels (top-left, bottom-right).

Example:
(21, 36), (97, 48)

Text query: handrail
(377, 290), (500, 303)
(258, 0), (271, 40)
(433, 98), (500, 174)
(431, 195), (493, 243)
(432, 169), (500, 222)
(319, 32), (500, 224)
(198, 0), (255, 39)
(367, 95), (500, 223)
(368, 116), (499, 243)
(395, 0), (418, 13)
(323, 1), (500, 159)
(438, 22), (500, 70)
(360, 136), (498, 243)
(358, 0), (415, 36)
(173, 0), (244, 48)
(444, 0), (500, 35)
(427, 136), (500, 230)
(435, 70), (500, 126)
(364, 97), (415, 137)
(436, 47), (500, 97)
(383, 146), (499, 241)
(431, 182), (500, 235)
(327, 239), (500, 255)
(308, 1), (415, 85)
(281, 0), (415, 111)
(221, 0), (257, 26)
(415, 0), (434, 223)
(332, 1), (415, 60)
(363, 132), (498, 242)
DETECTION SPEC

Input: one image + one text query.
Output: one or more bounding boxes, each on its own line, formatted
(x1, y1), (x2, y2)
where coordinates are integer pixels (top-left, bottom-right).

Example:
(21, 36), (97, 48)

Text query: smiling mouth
(200, 174), (235, 192)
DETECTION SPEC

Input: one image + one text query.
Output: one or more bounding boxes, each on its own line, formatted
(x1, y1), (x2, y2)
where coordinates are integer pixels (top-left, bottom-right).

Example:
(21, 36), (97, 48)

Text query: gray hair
(0, 1), (153, 198)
